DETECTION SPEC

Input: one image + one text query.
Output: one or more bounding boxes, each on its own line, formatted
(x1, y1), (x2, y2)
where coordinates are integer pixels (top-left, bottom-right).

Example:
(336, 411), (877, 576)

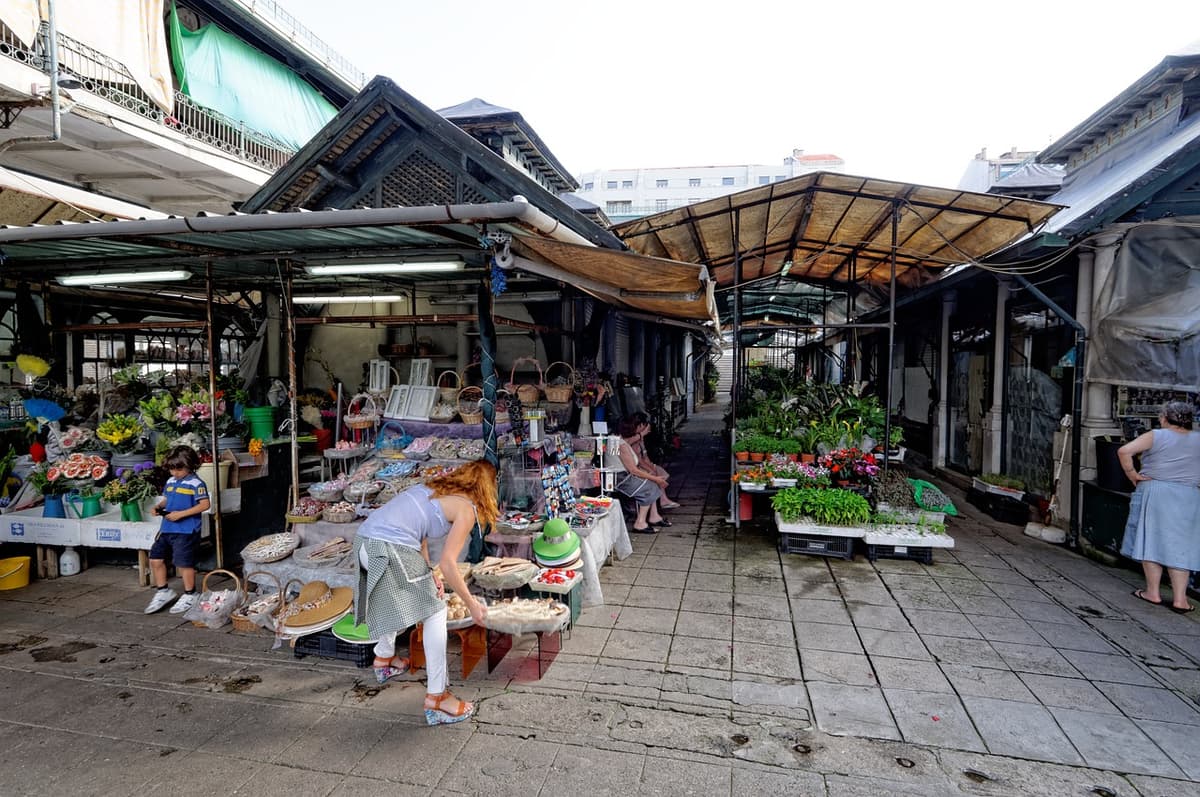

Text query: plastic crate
(865, 544), (934, 565)
(779, 531), (854, 559)
(292, 629), (373, 667)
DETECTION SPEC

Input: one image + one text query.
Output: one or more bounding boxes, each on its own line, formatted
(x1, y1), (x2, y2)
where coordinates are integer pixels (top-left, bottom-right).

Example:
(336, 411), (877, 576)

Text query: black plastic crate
(779, 531), (854, 559)
(292, 629), (373, 667)
(865, 544), (934, 565)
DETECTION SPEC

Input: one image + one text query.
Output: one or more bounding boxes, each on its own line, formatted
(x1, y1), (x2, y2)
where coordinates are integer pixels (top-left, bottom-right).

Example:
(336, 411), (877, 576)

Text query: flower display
(139, 386), (235, 447)
(96, 414), (146, 454)
(818, 447), (880, 484)
(248, 438), (264, 457)
(29, 453), (108, 496)
(101, 462), (160, 505)
(58, 425), (96, 452)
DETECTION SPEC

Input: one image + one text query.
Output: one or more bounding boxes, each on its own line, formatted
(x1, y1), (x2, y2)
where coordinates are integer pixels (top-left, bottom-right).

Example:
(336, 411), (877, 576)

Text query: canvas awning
(0, 167), (164, 223)
(613, 171), (1062, 297)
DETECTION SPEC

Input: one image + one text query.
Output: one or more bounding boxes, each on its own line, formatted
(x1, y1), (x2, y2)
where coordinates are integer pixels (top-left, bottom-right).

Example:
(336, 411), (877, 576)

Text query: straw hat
(282, 580), (353, 628)
(532, 518), (580, 565)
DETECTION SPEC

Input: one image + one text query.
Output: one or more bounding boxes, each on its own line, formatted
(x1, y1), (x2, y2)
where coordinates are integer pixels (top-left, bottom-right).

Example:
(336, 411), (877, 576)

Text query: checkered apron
(353, 536), (444, 636)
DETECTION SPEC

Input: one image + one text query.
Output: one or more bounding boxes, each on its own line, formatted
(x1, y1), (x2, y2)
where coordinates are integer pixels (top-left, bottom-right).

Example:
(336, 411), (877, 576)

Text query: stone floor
(1, 400), (1199, 795)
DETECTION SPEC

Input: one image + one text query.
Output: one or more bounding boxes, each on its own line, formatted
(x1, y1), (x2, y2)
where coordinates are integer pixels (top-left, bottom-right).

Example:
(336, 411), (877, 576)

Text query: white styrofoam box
(2, 509), (82, 545)
(80, 512), (158, 550)
(971, 477), (1025, 500)
(863, 525), (956, 549)
(774, 513), (866, 538)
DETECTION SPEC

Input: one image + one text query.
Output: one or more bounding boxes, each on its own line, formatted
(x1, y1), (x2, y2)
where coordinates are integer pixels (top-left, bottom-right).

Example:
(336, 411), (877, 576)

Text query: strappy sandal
(373, 656), (410, 684)
(424, 690), (475, 725)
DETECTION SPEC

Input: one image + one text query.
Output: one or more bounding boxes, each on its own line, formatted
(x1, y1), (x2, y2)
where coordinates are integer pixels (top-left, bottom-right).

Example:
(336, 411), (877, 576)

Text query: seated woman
(626, 411), (680, 510)
(614, 415), (672, 533)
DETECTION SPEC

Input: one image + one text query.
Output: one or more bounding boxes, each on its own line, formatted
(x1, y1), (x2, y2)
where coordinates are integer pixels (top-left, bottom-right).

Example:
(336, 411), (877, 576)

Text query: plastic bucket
(244, 406), (275, 441)
(197, 460), (232, 493)
(0, 556), (31, 590)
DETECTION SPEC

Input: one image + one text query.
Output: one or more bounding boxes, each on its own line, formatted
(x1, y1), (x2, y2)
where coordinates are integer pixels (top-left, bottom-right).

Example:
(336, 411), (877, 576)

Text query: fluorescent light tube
(292, 295), (405, 304)
(57, 270), (190, 286)
(306, 261), (463, 276)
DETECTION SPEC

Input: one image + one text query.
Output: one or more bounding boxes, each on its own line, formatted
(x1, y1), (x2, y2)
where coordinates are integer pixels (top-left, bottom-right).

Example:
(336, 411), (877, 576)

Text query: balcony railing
(229, 0), (366, 90)
(0, 22), (296, 171)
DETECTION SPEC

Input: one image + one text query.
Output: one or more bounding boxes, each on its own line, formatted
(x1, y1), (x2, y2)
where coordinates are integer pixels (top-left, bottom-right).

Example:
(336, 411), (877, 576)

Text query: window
(775, 175), (786, 182)
(655, 199), (668, 211)
(722, 177), (734, 186)
(606, 200), (632, 213)
(80, 312), (123, 385)
(583, 182), (594, 190)
(606, 181), (617, 189)
(758, 176), (770, 185)
(688, 178), (701, 187)
(655, 179), (668, 188)
(621, 180), (633, 189)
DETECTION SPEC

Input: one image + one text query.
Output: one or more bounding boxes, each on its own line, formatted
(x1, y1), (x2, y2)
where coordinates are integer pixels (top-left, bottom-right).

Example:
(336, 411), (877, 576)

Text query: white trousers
(360, 545), (449, 694)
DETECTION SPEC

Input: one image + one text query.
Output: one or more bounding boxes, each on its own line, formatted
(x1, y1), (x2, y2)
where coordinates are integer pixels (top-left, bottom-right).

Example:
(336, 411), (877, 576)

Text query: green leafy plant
(979, 473), (1025, 490)
(772, 487), (871, 526)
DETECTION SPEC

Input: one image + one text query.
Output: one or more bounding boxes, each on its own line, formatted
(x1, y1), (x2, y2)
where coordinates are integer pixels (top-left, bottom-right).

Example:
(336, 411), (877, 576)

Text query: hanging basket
(344, 392), (379, 430)
(494, 388), (511, 424)
(505, 357), (544, 405)
(543, 361), (576, 403)
(435, 370), (461, 404)
(457, 385), (484, 425)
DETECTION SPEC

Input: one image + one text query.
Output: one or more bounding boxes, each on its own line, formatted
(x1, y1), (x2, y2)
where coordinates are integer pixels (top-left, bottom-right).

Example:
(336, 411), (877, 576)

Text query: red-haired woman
(353, 459), (499, 724)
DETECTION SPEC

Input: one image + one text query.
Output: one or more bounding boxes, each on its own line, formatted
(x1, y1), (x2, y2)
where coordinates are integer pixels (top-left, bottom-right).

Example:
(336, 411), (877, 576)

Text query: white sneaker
(169, 592), (198, 615)
(144, 588), (178, 614)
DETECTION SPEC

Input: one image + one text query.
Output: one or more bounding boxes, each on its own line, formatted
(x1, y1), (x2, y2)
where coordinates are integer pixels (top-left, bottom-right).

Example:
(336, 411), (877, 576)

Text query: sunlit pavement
(2, 400), (1198, 795)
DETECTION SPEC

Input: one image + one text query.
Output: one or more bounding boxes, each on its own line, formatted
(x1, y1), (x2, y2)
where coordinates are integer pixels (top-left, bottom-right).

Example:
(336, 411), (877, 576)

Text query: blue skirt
(1120, 480), (1200, 571)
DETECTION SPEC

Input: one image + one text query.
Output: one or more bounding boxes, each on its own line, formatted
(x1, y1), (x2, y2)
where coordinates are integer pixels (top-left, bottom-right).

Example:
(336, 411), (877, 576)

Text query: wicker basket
(322, 507), (358, 523)
(457, 385), (484, 425)
(494, 388), (510, 424)
(543, 361), (575, 403)
(284, 511), (321, 524)
(435, 370), (461, 404)
(241, 532), (301, 564)
(307, 483), (344, 502)
(191, 569), (242, 628)
(344, 392), (379, 431)
(232, 570), (281, 634)
(506, 357), (544, 405)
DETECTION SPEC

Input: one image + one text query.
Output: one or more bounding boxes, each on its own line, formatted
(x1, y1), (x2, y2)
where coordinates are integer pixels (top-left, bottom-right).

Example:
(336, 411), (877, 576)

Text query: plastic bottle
(58, 547), (81, 577)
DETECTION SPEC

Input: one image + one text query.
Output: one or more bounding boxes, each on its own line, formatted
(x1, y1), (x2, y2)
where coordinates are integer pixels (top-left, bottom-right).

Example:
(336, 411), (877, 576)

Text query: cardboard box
(80, 511), (158, 550)
(2, 509), (82, 545)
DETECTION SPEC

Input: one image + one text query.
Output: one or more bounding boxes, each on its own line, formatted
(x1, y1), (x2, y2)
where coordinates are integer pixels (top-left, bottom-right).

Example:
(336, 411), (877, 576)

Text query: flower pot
(750, 452), (765, 463)
(735, 451), (750, 462)
(800, 453), (816, 464)
(43, 494), (65, 518)
(197, 460), (232, 493)
(120, 501), (143, 522)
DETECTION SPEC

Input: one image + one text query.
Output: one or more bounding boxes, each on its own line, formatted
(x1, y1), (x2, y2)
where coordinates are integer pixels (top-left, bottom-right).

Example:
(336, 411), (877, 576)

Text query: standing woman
(1118, 401), (1200, 613)
(353, 459), (497, 724)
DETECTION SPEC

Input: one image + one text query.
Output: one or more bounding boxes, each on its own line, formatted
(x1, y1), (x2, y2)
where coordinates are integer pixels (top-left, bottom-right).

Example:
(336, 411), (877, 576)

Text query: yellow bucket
(0, 556), (30, 590)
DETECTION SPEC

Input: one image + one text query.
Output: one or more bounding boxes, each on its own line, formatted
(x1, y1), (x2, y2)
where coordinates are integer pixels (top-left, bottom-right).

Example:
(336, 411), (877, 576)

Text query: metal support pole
(477, 277), (498, 468)
(285, 263), (299, 507)
(883, 203), (898, 472)
(204, 263), (223, 568)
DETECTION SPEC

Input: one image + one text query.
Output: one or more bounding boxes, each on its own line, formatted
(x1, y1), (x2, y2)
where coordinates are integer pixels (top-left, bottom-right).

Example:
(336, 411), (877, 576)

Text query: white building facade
(575, 149), (845, 222)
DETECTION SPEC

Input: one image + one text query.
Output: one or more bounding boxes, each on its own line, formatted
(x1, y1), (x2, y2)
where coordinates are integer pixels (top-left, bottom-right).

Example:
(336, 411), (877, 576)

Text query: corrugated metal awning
(612, 171), (1062, 295)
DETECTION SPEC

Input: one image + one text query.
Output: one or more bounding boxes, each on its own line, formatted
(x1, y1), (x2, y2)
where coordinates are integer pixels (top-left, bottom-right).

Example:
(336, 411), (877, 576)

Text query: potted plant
(797, 424), (823, 461)
(819, 447), (880, 486)
(776, 438), (801, 461)
(733, 465), (771, 491)
(28, 461), (74, 518)
(101, 462), (160, 521)
(974, 472), (1025, 499)
(733, 436), (753, 462)
(772, 487), (871, 529)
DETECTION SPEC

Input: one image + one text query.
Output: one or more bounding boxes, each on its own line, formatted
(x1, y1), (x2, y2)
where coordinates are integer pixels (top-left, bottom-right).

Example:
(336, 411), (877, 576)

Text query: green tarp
(168, 4), (336, 150)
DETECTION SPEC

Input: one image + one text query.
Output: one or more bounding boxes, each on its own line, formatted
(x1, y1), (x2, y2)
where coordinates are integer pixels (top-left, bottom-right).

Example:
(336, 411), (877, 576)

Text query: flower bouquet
(101, 462), (160, 520)
(96, 414), (146, 454)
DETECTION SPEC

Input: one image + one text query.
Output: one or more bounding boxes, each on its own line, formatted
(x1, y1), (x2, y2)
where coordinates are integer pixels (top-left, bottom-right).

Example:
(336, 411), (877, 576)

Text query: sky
(280, 0), (1200, 189)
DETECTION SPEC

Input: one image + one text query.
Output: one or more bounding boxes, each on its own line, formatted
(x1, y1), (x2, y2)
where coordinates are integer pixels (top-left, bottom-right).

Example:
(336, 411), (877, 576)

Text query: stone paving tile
(932, 577), (996, 597)
(681, 589), (734, 615)
(878, 573), (942, 592)
(1149, 666), (1200, 707)
(942, 662), (1037, 702)
(989, 641), (1082, 677)
(846, 602), (908, 630)
(669, 634), (732, 673)
(1094, 682), (1200, 724)
(1086, 617), (1196, 668)
(904, 608), (982, 639)
(674, 610), (733, 641)
(968, 615), (1046, 645)
(889, 589), (957, 612)
(793, 620), (864, 654)
(922, 635), (1008, 669)
(786, 579), (847, 602)
(1025, 620), (1116, 653)
(598, 566), (640, 585)
(1134, 719), (1200, 780)
(731, 765), (828, 796)
(883, 687), (985, 752)
(857, 627), (932, 661)
(960, 695), (1083, 765)
(869, 656), (952, 694)
(604, 629), (672, 664)
(639, 755), (732, 795)
(684, 571), (734, 593)
(1058, 648), (1161, 686)
(647, 555), (693, 572)
(837, 585), (897, 606)
(689, 557), (734, 575)
(623, 585), (683, 611)
(1049, 707), (1183, 777)
(789, 598), (853, 625)
(1016, 673), (1120, 713)
(921, 563), (978, 581)
(634, 568), (688, 590)
(986, 581), (1057, 603)
(967, 565), (1034, 586)
(948, 592), (1019, 618)
(439, 733), (559, 795)
(799, 649), (877, 686)
(543, 740), (648, 793)
(733, 575), (786, 597)
(733, 616), (795, 647)
(615, 607), (679, 635)
(807, 682), (900, 740)
(1009, 600), (1083, 626)
(733, 640), (801, 679)
(732, 595), (786, 620)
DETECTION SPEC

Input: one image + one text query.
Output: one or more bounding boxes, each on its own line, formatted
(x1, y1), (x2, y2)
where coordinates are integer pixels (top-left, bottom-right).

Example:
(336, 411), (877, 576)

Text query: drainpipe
(0, 0), (67, 154)
(1011, 274), (1085, 546)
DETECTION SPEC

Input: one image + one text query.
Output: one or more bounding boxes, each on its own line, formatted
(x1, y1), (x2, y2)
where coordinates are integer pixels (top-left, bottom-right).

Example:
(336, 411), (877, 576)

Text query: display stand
(409, 622), (488, 678)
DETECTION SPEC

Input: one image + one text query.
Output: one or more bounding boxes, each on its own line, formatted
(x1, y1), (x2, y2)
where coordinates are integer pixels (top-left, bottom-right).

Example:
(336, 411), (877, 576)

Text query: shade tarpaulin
(168, 3), (335, 149)
(54, 0), (172, 112)
(1089, 221), (1200, 391)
